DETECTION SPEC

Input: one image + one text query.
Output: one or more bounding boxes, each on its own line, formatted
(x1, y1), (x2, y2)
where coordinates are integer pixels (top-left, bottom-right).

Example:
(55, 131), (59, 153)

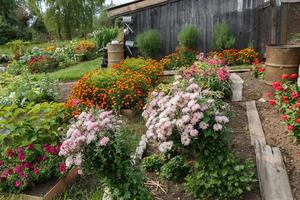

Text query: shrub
(6, 60), (28, 75)
(93, 27), (119, 50)
(142, 154), (165, 172)
(178, 25), (199, 50)
(185, 152), (255, 200)
(75, 40), (97, 61)
(161, 47), (198, 70)
(66, 58), (163, 115)
(27, 55), (59, 73)
(213, 21), (236, 51)
(6, 40), (27, 60)
(136, 29), (161, 59)
(59, 110), (152, 199)
(160, 156), (190, 182)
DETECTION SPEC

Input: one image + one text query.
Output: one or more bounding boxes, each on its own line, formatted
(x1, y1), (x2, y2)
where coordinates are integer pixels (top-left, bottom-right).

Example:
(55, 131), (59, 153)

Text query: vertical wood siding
(123, 0), (272, 56)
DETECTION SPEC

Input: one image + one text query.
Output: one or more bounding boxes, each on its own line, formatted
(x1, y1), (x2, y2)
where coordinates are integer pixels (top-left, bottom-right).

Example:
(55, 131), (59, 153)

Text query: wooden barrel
(265, 45), (300, 83)
(107, 43), (124, 67)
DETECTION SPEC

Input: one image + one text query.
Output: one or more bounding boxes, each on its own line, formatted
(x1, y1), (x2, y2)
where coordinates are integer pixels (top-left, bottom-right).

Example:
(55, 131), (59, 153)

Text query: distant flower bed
(65, 58), (163, 116)
(208, 48), (259, 66)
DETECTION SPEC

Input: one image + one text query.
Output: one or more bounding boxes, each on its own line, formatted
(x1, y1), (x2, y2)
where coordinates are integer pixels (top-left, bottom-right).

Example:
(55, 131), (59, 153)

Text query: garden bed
(241, 72), (300, 199)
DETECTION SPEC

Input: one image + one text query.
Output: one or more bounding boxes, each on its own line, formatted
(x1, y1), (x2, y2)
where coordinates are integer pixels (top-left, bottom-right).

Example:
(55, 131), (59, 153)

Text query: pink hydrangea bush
(142, 77), (230, 153)
(59, 109), (121, 170)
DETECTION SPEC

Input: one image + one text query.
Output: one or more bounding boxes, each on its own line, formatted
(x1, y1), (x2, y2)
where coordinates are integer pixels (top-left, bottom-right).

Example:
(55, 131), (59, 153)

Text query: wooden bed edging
(22, 167), (78, 200)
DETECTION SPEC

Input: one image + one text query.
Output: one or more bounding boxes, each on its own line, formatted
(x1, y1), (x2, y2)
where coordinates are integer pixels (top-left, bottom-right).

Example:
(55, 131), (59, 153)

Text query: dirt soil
(241, 72), (300, 200)
(59, 82), (76, 102)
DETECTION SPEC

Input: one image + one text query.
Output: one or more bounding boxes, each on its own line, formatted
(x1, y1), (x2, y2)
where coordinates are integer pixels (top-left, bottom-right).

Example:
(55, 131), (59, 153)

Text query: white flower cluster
(142, 79), (229, 153)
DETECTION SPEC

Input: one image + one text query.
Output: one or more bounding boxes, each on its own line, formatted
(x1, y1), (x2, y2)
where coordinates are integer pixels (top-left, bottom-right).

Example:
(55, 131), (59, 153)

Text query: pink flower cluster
(142, 78), (229, 153)
(59, 110), (121, 170)
(217, 67), (230, 81)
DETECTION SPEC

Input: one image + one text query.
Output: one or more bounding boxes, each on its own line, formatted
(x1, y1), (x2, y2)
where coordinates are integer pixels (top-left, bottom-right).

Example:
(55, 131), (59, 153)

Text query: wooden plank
(107, 0), (168, 17)
(246, 101), (266, 146)
(255, 142), (294, 200)
(230, 73), (244, 102)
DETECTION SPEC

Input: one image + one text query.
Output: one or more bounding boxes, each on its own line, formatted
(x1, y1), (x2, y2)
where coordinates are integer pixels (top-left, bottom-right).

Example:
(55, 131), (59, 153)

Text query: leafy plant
(6, 60), (28, 75)
(60, 110), (152, 200)
(0, 102), (68, 149)
(142, 154), (165, 172)
(160, 156), (190, 182)
(93, 27), (119, 50)
(5, 40), (28, 60)
(136, 29), (161, 59)
(178, 25), (199, 50)
(213, 21), (236, 51)
(185, 152), (255, 200)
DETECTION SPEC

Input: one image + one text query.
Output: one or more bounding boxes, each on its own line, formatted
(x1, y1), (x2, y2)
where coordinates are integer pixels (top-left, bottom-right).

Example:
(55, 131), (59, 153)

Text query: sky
(106, 0), (135, 5)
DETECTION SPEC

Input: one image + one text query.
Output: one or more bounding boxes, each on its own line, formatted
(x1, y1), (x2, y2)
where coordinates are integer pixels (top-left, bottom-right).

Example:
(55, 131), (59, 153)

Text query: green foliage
(178, 25), (199, 50)
(142, 154), (165, 172)
(136, 29), (161, 59)
(93, 27), (119, 50)
(0, 102), (67, 149)
(5, 40), (27, 59)
(0, 73), (58, 106)
(213, 21), (236, 51)
(82, 128), (152, 200)
(160, 156), (190, 182)
(185, 152), (255, 200)
(6, 60), (28, 75)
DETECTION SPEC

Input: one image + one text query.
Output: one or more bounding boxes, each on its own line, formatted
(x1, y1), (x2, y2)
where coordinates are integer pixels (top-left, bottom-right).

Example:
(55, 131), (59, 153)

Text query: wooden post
(271, 0), (282, 44)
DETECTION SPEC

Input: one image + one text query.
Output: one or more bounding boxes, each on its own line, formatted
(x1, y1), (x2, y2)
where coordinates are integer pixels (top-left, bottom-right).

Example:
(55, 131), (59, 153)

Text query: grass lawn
(45, 59), (101, 82)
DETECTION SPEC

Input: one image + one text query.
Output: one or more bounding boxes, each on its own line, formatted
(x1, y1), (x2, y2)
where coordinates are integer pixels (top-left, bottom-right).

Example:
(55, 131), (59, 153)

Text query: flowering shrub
(59, 110), (152, 199)
(208, 48), (259, 66)
(27, 55), (59, 73)
(160, 47), (198, 70)
(179, 53), (232, 98)
(268, 74), (300, 140)
(0, 143), (66, 193)
(66, 58), (163, 115)
(74, 40), (97, 61)
(142, 77), (230, 154)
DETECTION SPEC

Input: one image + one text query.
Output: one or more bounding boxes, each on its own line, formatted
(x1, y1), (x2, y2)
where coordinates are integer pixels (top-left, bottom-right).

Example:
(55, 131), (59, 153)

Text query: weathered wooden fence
(108, 0), (300, 56)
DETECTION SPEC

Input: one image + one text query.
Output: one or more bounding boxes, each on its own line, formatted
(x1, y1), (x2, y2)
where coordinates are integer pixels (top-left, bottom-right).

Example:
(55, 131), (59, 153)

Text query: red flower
(17, 153), (26, 161)
(281, 74), (289, 79)
(268, 99), (276, 106)
(281, 96), (288, 101)
(288, 125), (294, 132)
(6, 149), (14, 157)
(290, 73), (298, 79)
(266, 92), (273, 97)
(0, 160), (2, 166)
(295, 118), (300, 124)
(291, 92), (299, 99)
(27, 144), (34, 150)
(272, 82), (281, 88)
(33, 168), (39, 175)
(280, 115), (288, 121)
(59, 163), (66, 174)
(7, 168), (14, 175)
(15, 180), (22, 187)
(295, 103), (300, 108)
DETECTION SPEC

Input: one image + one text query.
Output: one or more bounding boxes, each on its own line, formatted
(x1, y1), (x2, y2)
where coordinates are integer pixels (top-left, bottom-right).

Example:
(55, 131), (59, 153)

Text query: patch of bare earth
(241, 72), (300, 199)
(229, 102), (261, 200)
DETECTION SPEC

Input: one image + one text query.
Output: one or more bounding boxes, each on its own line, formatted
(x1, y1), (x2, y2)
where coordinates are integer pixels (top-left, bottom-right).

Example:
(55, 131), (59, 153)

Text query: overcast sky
(106, 0), (135, 5)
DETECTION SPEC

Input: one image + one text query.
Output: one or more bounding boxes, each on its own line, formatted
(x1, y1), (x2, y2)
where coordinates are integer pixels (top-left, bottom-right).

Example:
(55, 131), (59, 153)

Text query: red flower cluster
(268, 73), (300, 140)
(0, 143), (66, 193)
(27, 56), (47, 66)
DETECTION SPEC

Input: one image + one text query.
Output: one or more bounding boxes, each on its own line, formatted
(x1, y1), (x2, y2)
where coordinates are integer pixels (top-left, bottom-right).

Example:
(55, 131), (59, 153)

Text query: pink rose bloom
(71, 98), (80, 107)
(99, 137), (110, 146)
